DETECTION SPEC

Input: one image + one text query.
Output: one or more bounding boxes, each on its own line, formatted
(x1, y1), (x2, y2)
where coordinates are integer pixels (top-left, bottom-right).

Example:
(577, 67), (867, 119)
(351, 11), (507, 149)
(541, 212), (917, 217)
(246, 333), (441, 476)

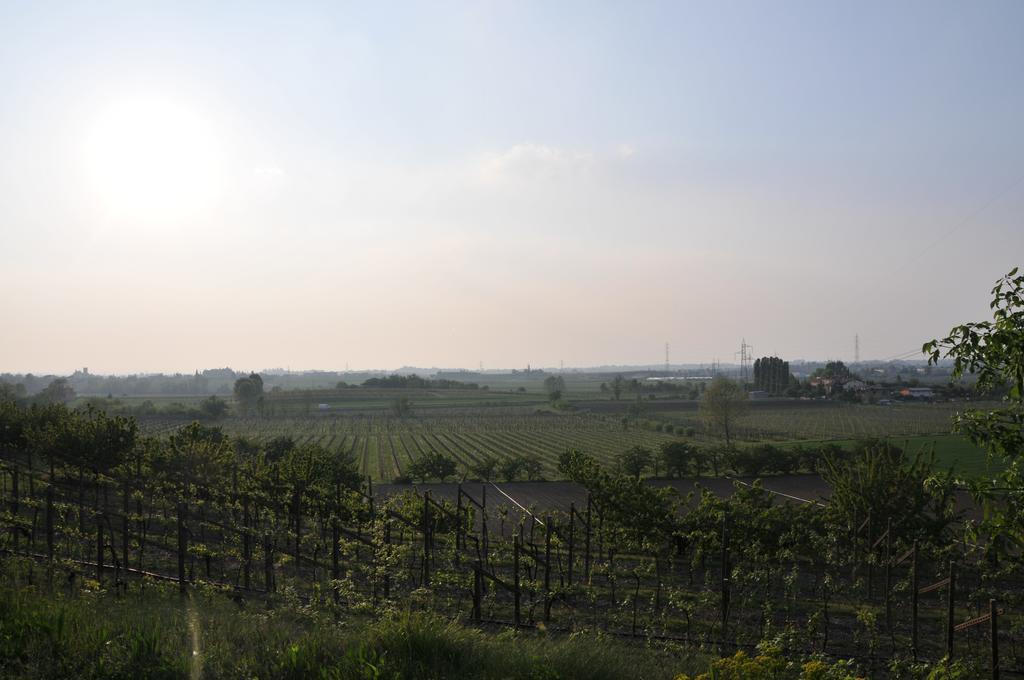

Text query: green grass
(775, 433), (1000, 479)
(0, 571), (710, 680)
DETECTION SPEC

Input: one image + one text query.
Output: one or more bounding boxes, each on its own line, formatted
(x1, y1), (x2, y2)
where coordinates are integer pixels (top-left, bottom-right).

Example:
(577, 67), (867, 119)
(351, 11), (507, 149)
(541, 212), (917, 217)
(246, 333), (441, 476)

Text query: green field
(654, 401), (982, 441)
(775, 433), (998, 478)
(140, 398), (998, 481)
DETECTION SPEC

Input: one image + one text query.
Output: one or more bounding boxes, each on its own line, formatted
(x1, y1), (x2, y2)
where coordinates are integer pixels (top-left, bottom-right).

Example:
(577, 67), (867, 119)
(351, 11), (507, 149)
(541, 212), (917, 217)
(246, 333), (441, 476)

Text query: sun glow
(83, 96), (225, 221)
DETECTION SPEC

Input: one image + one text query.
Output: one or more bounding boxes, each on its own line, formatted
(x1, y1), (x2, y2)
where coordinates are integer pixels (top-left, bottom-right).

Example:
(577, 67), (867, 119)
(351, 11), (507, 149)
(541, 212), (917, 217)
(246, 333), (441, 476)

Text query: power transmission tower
(735, 338), (753, 386)
(855, 334), (860, 363)
(665, 342), (670, 373)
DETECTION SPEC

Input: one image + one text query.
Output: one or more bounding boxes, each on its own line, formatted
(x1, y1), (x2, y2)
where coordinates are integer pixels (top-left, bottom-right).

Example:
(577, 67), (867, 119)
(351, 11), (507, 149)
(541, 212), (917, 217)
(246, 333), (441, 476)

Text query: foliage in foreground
(926, 266), (1024, 560)
(673, 645), (981, 680)
(0, 577), (710, 680)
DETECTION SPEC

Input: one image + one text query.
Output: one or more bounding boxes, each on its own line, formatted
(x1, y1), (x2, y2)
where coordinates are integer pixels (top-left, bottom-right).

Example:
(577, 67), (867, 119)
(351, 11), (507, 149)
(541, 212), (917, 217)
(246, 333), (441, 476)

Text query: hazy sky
(2, 1), (1023, 374)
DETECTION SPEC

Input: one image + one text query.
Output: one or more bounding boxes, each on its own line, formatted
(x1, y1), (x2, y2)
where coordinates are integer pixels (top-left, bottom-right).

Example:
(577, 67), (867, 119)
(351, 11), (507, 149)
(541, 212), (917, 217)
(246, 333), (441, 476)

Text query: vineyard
(135, 401), (990, 483)
(141, 412), (680, 481)
(1, 414), (1021, 678)
(3, 391), (1014, 676)
(657, 401), (981, 442)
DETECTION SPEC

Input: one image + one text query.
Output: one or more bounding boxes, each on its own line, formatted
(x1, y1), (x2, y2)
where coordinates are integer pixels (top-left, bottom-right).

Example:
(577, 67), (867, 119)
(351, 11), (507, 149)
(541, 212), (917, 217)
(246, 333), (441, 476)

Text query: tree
(610, 374), (625, 400)
(812, 361), (856, 384)
(658, 441), (694, 478)
(925, 267), (1024, 558)
(406, 451), (457, 482)
(699, 376), (748, 447)
(233, 373), (264, 416)
(821, 440), (958, 548)
(519, 453), (544, 480)
(617, 445), (652, 480)
(753, 356), (792, 394)
(36, 378), (75, 404)
(557, 449), (680, 549)
(498, 456), (524, 482)
(543, 375), (565, 404)
(390, 396), (413, 417)
(626, 397), (646, 426)
(468, 456), (498, 481)
(264, 435), (297, 462)
(0, 382), (27, 403)
(198, 395), (229, 420)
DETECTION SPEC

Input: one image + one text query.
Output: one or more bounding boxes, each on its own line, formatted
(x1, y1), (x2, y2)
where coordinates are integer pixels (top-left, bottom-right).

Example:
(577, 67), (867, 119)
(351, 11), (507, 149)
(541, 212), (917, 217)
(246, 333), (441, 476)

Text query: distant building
(747, 390), (770, 400)
(899, 387), (934, 399)
(318, 403), (331, 411)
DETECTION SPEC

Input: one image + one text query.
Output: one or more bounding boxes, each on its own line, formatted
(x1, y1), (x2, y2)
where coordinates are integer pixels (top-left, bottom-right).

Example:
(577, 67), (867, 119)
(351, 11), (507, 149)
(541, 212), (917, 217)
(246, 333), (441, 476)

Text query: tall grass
(0, 571), (708, 679)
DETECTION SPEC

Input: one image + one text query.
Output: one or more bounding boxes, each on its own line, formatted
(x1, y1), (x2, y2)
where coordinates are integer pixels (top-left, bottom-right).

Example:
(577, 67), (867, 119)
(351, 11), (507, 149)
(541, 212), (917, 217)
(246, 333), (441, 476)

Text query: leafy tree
(406, 451), (457, 482)
(626, 397), (647, 426)
(752, 356), (792, 394)
(498, 455), (524, 482)
(233, 373), (264, 416)
(699, 376), (748, 446)
(925, 267), (1024, 558)
(390, 396), (413, 417)
(264, 435), (297, 462)
(0, 382), (27, 403)
(233, 436), (261, 460)
(198, 395), (229, 420)
(558, 449), (679, 549)
(725, 447), (769, 477)
(821, 439), (958, 548)
(658, 441), (694, 478)
(468, 456), (498, 481)
(156, 421), (231, 498)
(610, 374), (625, 400)
(812, 360), (856, 383)
(616, 445), (652, 480)
(519, 453), (544, 480)
(363, 374), (479, 389)
(36, 378), (75, 404)
(543, 375), (565, 404)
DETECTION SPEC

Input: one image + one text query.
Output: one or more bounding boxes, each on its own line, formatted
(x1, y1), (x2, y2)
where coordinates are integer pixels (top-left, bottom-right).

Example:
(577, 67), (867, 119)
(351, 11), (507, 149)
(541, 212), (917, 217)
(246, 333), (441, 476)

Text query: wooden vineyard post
(96, 511), (104, 584)
(991, 599), (999, 680)
(11, 467), (18, 552)
(584, 495), (592, 583)
(121, 481), (130, 575)
(543, 516), (552, 623)
(720, 510), (731, 648)
(866, 510), (873, 601)
(567, 502), (575, 586)
(422, 491), (431, 588)
(383, 517), (391, 599)
(481, 484), (488, 565)
(331, 516), (340, 603)
(264, 533), (274, 593)
(456, 484), (463, 551)
(45, 485), (54, 584)
(242, 496), (252, 591)
(176, 502), (187, 594)
(851, 508), (858, 587)
(885, 517), (893, 653)
(513, 532), (521, 628)
(946, 561), (956, 662)
(472, 561), (482, 623)
(911, 541), (919, 662)
(293, 491), (302, 578)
